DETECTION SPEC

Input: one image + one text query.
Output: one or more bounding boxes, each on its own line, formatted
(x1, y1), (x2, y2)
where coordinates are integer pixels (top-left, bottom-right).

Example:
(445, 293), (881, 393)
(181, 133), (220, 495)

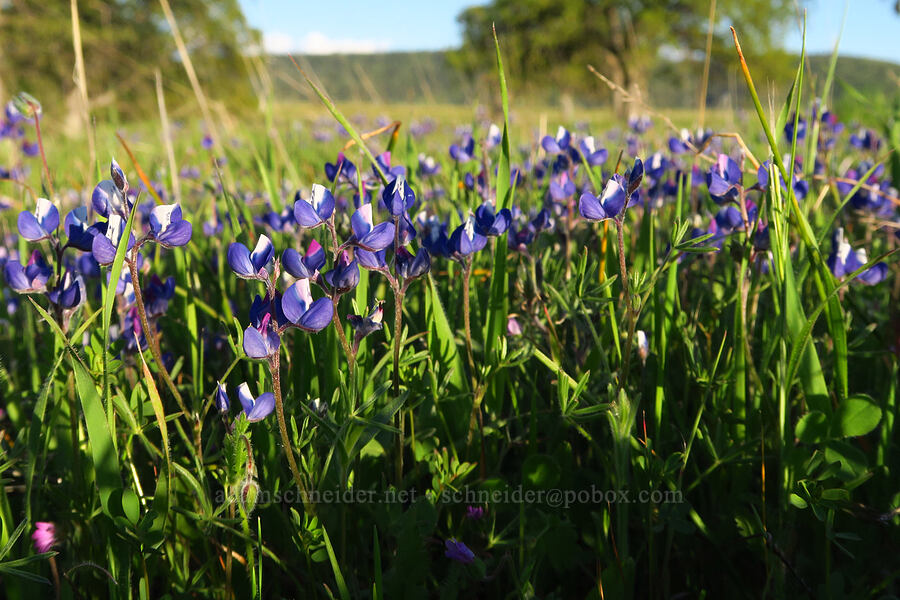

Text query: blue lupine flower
(236, 382), (275, 422)
(92, 215), (136, 265)
(148, 204), (192, 247)
(63, 206), (97, 251)
(420, 214), (450, 258)
(325, 152), (357, 183)
(281, 278), (333, 332)
(294, 184), (335, 228)
(530, 207), (554, 232)
(92, 179), (129, 218)
(827, 228), (888, 285)
(282, 239), (326, 279)
(47, 271), (85, 310)
(784, 115), (806, 142)
(4, 250), (52, 293)
(122, 306), (148, 352)
(357, 247), (387, 270)
(628, 115), (652, 134)
(143, 274), (176, 318)
(549, 172), (576, 200)
(76, 253), (101, 278)
(541, 126), (571, 154)
(707, 154), (742, 203)
(347, 301), (384, 341)
(350, 204), (395, 251)
(17, 198), (59, 242)
(382, 175), (416, 217)
(110, 158), (129, 193)
(485, 123), (502, 149)
(323, 251), (359, 293)
(395, 246), (431, 280)
(449, 216), (487, 259)
(444, 538), (475, 564)
(579, 136), (608, 166)
(507, 221), (536, 252)
(714, 206), (744, 234)
(474, 203), (511, 237)
(449, 136), (475, 163)
(22, 140), (39, 157)
(228, 235), (274, 280)
(397, 213), (417, 245)
(579, 175), (626, 222)
(850, 128), (880, 151)
(257, 207), (294, 233)
(243, 312), (280, 359)
(418, 153), (441, 177)
(374, 151), (406, 180)
(756, 160), (809, 201)
(645, 152), (668, 182)
(215, 382), (230, 412)
(203, 218), (224, 236)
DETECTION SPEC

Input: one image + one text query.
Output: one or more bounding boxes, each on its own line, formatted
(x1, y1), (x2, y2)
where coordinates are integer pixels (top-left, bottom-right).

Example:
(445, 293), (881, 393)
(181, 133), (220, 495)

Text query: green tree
(0, 0), (258, 121)
(452, 0), (796, 109)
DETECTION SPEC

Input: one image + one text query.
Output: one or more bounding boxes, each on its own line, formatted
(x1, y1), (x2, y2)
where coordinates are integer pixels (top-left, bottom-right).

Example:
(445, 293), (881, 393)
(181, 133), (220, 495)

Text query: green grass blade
(321, 525), (350, 600)
(484, 26), (513, 410)
(289, 55), (388, 185)
(425, 274), (467, 393)
(71, 354), (122, 517)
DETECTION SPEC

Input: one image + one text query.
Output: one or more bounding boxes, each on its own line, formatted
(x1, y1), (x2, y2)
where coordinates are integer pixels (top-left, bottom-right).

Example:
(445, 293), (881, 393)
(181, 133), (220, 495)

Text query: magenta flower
(32, 521), (57, 553)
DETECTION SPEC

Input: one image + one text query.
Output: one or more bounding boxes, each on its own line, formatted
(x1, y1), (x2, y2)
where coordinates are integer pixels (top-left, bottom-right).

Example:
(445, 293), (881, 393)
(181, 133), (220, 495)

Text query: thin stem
(29, 105), (55, 199)
(268, 352), (312, 514)
(392, 285), (405, 483)
(616, 218), (637, 390)
(331, 295), (354, 375)
(461, 258), (476, 383)
(128, 256), (188, 415)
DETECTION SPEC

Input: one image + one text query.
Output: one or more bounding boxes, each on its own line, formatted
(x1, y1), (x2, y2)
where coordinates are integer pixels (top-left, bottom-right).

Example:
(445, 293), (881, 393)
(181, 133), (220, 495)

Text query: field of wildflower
(1, 23), (899, 600)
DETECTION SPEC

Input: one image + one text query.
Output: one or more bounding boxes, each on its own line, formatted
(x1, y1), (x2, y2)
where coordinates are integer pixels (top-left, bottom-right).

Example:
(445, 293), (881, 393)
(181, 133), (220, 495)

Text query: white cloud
(262, 31), (391, 55)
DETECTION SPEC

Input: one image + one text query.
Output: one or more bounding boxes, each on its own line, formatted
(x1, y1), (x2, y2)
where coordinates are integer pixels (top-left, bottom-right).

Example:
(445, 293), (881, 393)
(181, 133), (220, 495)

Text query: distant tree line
(0, 0), (258, 124)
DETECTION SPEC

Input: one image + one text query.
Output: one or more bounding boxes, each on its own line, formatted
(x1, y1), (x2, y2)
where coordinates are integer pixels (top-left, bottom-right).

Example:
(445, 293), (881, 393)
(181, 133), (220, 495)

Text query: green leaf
(71, 355), (122, 516)
(789, 493), (808, 509)
(831, 394), (882, 438)
(321, 525), (350, 600)
(522, 454), (561, 489)
(425, 274), (467, 393)
(796, 410), (829, 444)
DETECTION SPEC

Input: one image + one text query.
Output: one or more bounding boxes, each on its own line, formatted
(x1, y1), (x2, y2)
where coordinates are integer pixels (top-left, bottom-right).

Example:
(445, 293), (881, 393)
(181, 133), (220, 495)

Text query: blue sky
(240, 0), (899, 63)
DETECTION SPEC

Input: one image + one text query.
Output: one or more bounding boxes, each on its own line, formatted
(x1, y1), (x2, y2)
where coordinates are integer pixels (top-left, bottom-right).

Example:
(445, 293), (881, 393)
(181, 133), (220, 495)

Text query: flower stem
(392, 285), (405, 483)
(461, 258), (476, 384)
(616, 218), (637, 390)
(268, 352), (312, 514)
(29, 104), (55, 200)
(331, 295), (354, 376)
(128, 257), (187, 415)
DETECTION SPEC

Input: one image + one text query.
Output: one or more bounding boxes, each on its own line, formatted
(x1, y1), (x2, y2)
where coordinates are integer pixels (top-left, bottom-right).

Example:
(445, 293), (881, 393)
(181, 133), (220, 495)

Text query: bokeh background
(1, 0), (898, 127)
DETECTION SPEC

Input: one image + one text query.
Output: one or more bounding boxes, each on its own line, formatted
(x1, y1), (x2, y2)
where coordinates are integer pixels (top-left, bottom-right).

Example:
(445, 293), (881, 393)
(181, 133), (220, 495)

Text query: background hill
(267, 51), (900, 119)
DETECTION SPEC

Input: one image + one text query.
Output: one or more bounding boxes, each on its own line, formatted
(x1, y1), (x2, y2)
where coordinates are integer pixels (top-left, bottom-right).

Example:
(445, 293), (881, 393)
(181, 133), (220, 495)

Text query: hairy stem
(29, 105), (55, 200)
(128, 257), (187, 415)
(268, 352), (312, 514)
(392, 285), (405, 483)
(461, 258), (476, 383)
(616, 218), (637, 389)
(331, 296), (354, 376)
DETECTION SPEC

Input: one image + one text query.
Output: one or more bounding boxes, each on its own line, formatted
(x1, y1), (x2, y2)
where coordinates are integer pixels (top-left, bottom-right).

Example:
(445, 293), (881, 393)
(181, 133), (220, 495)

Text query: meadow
(1, 25), (899, 600)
